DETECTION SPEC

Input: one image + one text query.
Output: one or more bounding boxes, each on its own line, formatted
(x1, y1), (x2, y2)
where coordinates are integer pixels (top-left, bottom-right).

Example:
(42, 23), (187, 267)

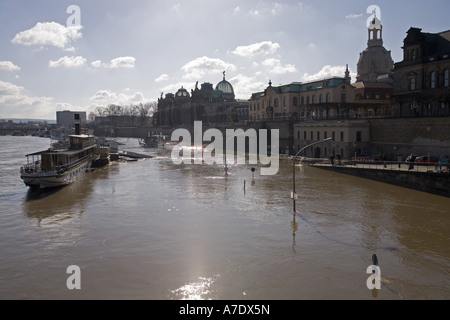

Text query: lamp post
(292, 137), (332, 214)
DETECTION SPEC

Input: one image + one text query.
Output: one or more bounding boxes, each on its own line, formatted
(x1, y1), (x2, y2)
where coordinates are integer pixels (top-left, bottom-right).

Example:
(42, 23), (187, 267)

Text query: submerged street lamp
(292, 137), (332, 214)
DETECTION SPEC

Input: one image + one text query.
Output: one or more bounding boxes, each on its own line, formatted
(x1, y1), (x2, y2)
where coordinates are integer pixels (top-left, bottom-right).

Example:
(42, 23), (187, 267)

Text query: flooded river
(0, 136), (449, 300)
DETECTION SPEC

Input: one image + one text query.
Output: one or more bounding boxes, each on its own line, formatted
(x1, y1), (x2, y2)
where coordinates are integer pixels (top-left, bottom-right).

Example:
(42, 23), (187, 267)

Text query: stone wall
(316, 165), (450, 198)
(369, 116), (450, 159)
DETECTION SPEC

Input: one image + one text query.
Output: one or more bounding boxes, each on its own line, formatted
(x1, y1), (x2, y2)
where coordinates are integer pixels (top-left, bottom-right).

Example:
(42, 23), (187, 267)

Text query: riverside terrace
(307, 159), (450, 198)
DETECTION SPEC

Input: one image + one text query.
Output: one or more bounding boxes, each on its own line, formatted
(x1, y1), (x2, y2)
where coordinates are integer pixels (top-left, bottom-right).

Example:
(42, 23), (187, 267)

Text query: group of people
(329, 154), (342, 166)
(399, 154), (448, 171)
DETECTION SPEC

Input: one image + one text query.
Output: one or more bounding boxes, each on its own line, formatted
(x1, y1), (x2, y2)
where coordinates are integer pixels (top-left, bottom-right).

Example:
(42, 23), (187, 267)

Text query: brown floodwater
(0, 136), (449, 300)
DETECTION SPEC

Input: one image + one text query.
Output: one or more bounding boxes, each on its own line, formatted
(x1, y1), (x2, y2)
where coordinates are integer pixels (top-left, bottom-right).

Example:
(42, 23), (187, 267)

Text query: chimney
(74, 113), (81, 135)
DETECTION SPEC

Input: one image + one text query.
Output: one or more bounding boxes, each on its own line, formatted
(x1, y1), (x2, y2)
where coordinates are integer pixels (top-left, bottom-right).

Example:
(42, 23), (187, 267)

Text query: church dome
(357, 46), (394, 82)
(356, 12), (394, 83)
(215, 72), (235, 101)
(216, 79), (234, 94)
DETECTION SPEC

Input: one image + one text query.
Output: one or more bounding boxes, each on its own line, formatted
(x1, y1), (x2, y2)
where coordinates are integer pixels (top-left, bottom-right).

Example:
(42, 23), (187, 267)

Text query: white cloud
(89, 89), (148, 107)
(345, 13), (363, 19)
(262, 58), (297, 74)
(0, 81), (58, 119)
(49, 56), (86, 68)
(231, 41), (280, 58)
(109, 56), (136, 69)
(91, 60), (102, 68)
(0, 81), (23, 96)
(233, 7), (240, 15)
(155, 74), (169, 82)
(159, 82), (195, 97)
(88, 57), (136, 69)
(247, 2), (288, 18)
(0, 61), (21, 72)
(11, 22), (82, 50)
(181, 56), (236, 80)
(229, 74), (266, 100)
(271, 3), (282, 15)
(302, 65), (355, 82)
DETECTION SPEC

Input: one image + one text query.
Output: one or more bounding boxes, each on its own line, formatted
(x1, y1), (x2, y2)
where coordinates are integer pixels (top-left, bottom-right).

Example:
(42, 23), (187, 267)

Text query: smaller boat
(91, 145), (111, 167)
(20, 134), (97, 188)
(139, 133), (169, 148)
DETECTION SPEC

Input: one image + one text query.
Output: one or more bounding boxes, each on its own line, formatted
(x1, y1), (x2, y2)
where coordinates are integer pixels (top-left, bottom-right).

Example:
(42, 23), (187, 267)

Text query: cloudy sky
(0, 0), (449, 120)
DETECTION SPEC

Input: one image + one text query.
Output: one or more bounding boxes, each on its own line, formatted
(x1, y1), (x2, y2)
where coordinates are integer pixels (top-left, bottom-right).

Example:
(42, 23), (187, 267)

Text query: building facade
(393, 27), (450, 117)
(56, 110), (86, 129)
(293, 120), (370, 159)
(155, 74), (248, 128)
(248, 11), (397, 158)
(249, 12), (395, 125)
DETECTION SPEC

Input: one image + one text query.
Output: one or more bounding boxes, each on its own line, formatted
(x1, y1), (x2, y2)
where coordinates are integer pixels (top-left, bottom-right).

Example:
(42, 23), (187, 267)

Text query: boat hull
(21, 160), (91, 188)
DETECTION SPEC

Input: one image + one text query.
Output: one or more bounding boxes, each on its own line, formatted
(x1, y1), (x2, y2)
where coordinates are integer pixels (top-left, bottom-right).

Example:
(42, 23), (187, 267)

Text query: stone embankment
(310, 161), (450, 198)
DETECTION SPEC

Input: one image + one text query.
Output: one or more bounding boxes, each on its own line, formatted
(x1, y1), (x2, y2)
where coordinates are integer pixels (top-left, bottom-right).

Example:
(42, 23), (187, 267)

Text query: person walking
(398, 154), (402, 169)
(407, 154), (415, 170)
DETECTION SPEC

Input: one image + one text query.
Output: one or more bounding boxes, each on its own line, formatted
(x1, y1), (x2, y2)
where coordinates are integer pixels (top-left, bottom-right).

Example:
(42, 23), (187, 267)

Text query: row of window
(299, 146), (350, 158)
(296, 130), (363, 143)
(249, 93), (350, 112)
(404, 48), (420, 61)
(410, 69), (449, 90)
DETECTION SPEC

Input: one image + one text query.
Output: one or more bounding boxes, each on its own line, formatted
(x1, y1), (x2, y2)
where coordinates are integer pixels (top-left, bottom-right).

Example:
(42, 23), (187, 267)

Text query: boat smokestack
(74, 113), (81, 135)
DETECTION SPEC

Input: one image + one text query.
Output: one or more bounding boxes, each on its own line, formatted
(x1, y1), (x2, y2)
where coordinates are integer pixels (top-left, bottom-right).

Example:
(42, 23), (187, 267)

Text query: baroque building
(252, 12), (395, 158)
(249, 73), (356, 122)
(155, 73), (248, 128)
(356, 11), (394, 83)
(249, 13), (395, 124)
(393, 27), (450, 117)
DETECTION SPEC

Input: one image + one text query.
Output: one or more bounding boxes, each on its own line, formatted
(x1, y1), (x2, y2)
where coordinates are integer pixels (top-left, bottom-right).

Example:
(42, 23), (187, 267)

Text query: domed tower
(215, 71), (235, 101)
(175, 86), (190, 99)
(356, 10), (394, 82)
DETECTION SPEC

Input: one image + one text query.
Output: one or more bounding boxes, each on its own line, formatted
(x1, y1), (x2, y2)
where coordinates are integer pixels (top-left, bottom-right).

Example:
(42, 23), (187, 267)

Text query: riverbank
(311, 162), (450, 198)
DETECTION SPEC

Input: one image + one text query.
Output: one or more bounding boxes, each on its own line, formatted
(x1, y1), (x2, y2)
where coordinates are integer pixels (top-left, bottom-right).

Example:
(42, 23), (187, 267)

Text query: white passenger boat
(20, 135), (97, 188)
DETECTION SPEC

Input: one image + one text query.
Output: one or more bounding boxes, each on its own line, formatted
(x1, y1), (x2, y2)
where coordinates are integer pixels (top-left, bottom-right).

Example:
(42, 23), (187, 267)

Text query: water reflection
(170, 275), (220, 300)
(25, 185), (64, 201)
(22, 168), (95, 225)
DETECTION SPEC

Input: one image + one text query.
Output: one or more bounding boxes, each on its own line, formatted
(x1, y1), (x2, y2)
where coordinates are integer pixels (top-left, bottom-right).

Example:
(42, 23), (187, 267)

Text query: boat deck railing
(21, 153), (93, 175)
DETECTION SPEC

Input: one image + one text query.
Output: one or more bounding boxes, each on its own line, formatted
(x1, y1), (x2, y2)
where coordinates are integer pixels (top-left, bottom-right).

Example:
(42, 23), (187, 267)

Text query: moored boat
(20, 135), (96, 188)
(139, 133), (169, 148)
